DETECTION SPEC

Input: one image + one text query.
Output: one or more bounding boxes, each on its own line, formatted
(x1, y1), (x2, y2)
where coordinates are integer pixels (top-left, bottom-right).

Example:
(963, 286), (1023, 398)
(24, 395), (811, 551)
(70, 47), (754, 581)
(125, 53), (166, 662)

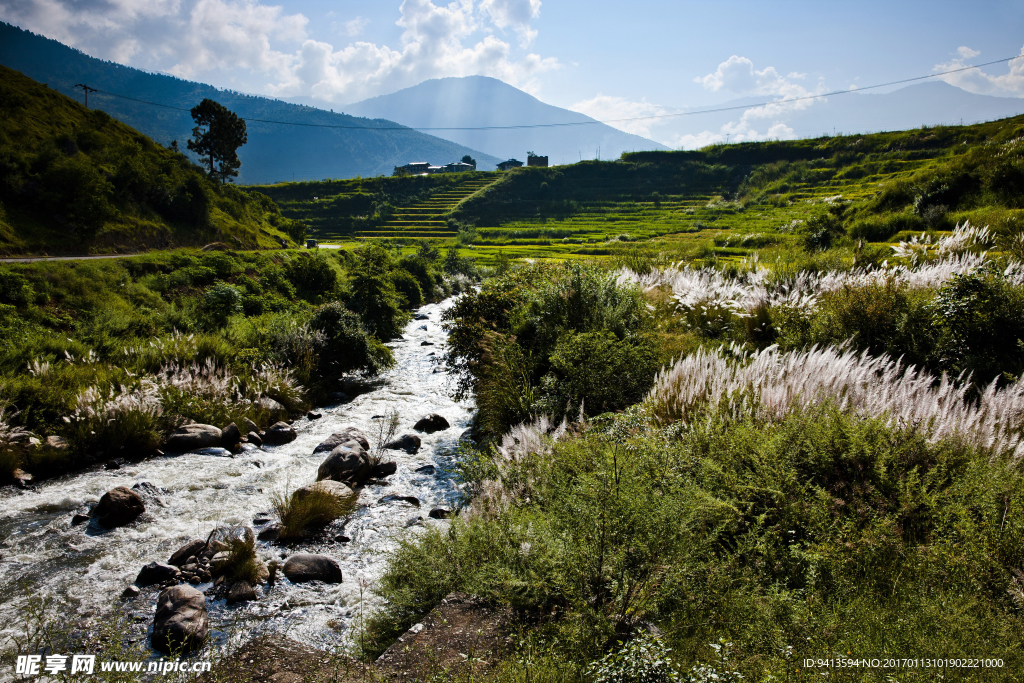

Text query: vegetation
(187, 98), (247, 184)
(271, 483), (356, 540)
(0, 65), (298, 254)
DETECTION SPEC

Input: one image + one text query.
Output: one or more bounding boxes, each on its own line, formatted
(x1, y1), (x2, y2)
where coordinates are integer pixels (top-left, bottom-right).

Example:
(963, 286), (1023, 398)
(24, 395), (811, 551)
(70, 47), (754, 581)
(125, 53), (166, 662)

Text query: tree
(187, 99), (247, 183)
(461, 154), (476, 168)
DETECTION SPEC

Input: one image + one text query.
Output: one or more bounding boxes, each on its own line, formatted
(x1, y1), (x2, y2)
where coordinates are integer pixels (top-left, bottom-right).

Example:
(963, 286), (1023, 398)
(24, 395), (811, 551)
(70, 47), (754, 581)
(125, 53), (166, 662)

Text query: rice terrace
(1, 3), (1024, 682)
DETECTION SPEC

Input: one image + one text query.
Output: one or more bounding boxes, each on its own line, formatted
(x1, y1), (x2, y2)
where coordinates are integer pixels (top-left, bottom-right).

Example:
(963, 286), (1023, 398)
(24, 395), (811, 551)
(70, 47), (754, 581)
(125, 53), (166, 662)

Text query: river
(0, 296), (473, 659)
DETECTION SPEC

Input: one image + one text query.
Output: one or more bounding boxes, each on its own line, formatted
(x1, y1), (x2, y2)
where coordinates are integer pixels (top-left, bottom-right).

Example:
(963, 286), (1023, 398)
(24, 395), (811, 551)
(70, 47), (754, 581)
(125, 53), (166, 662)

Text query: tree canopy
(187, 99), (247, 183)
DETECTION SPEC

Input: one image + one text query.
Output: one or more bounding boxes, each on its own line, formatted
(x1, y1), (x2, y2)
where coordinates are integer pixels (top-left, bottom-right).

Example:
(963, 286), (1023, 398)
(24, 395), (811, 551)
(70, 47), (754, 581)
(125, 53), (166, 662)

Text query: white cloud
(568, 94), (672, 138)
(934, 45), (1024, 97)
(695, 55), (807, 98)
(0, 0), (557, 103)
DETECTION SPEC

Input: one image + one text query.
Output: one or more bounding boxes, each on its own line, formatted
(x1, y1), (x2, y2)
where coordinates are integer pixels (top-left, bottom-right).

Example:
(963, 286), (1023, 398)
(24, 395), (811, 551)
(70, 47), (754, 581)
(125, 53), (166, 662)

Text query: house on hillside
(497, 158), (524, 171)
(527, 154), (548, 168)
(394, 161), (431, 176)
(442, 161), (476, 173)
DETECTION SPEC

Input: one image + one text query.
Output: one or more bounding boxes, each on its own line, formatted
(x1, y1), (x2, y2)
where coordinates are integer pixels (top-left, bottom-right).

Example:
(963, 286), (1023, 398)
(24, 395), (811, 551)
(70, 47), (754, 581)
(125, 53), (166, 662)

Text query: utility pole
(74, 83), (97, 108)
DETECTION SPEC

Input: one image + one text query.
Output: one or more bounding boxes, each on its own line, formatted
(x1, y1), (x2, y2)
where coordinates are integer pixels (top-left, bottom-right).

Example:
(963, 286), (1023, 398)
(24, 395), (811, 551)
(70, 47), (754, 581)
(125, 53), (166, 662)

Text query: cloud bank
(0, 0), (558, 103)
(934, 45), (1024, 97)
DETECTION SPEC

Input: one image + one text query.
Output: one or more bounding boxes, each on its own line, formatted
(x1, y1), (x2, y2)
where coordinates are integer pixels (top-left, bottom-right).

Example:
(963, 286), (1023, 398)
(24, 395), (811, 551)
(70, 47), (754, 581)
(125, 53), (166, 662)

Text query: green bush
(390, 268), (424, 308)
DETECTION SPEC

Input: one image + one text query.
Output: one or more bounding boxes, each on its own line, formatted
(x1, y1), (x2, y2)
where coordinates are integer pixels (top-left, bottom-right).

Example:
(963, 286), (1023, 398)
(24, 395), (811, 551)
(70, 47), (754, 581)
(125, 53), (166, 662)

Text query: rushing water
(0, 297), (473, 657)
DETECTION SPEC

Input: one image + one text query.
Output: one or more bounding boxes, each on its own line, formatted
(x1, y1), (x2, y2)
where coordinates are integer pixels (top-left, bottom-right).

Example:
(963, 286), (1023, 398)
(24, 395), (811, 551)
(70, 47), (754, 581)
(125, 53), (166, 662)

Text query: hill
(0, 22), (500, 183)
(341, 76), (669, 164)
(0, 65), (296, 255)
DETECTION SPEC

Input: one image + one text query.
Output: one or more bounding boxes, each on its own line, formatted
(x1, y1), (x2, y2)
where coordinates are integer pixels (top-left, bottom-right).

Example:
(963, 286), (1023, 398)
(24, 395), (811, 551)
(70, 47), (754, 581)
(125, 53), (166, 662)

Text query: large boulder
(293, 480), (356, 504)
(262, 422), (297, 445)
(135, 562), (181, 587)
(92, 487), (145, 528)
(316, 442), (371, 485)
(259, 397), (287, 416)
(165, 424), (222, 453)
(168, 539), (207, 567)
(282, 554), (342, 584)
(371, 462), (398, 478)
(413, 414), (450, 434)
(313, 428), (370, 454)
(384, 433), (421, 454)
(221, 422), (241, 448)
(151, 585), (210, 654)
(227, 580), (257, 605)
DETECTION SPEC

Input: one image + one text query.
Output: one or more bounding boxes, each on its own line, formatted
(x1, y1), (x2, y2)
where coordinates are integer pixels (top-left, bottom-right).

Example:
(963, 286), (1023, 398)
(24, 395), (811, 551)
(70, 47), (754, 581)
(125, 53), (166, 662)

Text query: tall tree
(187, 99), (247, 183)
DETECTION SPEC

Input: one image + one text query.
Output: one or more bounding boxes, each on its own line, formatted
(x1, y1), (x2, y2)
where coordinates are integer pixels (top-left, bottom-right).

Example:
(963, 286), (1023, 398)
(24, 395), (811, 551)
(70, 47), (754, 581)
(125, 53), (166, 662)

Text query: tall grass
(648, 342), (1024, 463)
(271, 483), (355, 540)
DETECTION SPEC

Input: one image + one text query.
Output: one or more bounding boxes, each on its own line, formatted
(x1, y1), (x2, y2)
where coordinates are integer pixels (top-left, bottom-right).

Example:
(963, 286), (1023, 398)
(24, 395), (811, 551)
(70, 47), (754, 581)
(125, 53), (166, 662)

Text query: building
(497, 158), (524, 171)
(442, 161), (476, 173)
(527, 154), (548, 168)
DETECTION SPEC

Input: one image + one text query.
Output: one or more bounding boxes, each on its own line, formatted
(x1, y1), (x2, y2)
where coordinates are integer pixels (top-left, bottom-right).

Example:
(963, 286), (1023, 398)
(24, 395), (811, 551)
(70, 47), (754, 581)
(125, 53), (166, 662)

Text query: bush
(390, 268), (423, 308)
(306, 301), (394, 378)
(271, 483), (355, 540)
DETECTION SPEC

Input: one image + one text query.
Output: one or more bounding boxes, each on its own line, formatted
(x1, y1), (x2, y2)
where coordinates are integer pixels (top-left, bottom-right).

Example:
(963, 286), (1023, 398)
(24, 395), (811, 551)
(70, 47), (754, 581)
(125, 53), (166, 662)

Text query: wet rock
(282, 554), (342, 584)
(221, 422), (241, 448)
(314, 428), (370, 454)
(307, 412), (322, 420)
(45, 435), (69, 451)
(405, 516), (424, 527)
(104, 459), (124, 470)
(460, 429), (476, 443)
(262, 422), (297, 445)
(253, 512), (273, 525)
(209, 551), (231, 576)
(190, 447), (232, 456)
(413, 414), (450, 434)
(247, 431), (263, 448)
(136, 562), (181, 587)
(257, 524), (281, 541)
(209, 525), (255, 547)
(384, 433), (421, 454)
(334, 535), (351, 543)
(414, 464), (436, 475)
(121, 585), (140, 599)
(151, 585), (209, 654)
(413, 313), (429, 320)
(71, 514), (90, 526)
(131, 482), (166, 501)
(188, 575), (201, 585)
(169, 539), (207, 567)
(317, 444), (371, 485)
(429, 508), (452, 520)
(165, 424), (222, 453)
(381, 495), (420, 507)
(13, 469), (34, 489)
(92, 486), (145, 528)
(294, 480), (356, 503)
(418, 325), (428, 330)
(243, 418), (260, 434)
(420, 341), (434, 346)
(370, 462), (398, 478)
(227, 580), (257, 605)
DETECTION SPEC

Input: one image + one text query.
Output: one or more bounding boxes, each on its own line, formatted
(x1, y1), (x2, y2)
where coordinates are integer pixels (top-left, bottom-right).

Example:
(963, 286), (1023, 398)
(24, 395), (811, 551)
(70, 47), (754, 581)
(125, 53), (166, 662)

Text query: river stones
(169, 539), (207, 567)
(227, 580), (257, 605)
(221, 422), (241, 448)
(317, 443), (371, 485)
(429, 508), (452, 519)
(45, 435), (69, 451)
(371, 462), (398, 478)
(259, 397), (287, 416)
(151, 585), (209, 654)
(384, 433), (421, 454)
(71, 514), (90, 526)
(381, 495), (420, 507)
(314, 427), (370, 454)
(247, 431), (263, 447)
(92, 486), (145, 528)
(209, 525), (255, 548)
(135, 562), (181, 587)
(414, 313), (429, 320)
(293, 480), (356, 503)
(282, 554), (342, 584)
(243, 417), (260, 434)
(413, 414), (450, 434)
(165, 424), (222, 452)
(262, 421), (297, 445)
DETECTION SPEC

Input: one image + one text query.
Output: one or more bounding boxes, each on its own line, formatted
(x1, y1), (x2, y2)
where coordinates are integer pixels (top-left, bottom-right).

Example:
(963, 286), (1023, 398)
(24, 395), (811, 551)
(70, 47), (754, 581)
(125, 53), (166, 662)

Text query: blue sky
(1, 0), (1022, 146)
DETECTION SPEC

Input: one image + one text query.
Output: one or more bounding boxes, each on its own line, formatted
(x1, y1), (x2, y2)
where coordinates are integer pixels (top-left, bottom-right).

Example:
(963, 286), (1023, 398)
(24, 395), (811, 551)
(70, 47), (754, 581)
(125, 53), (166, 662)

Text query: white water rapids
(0, 297), (474, 658)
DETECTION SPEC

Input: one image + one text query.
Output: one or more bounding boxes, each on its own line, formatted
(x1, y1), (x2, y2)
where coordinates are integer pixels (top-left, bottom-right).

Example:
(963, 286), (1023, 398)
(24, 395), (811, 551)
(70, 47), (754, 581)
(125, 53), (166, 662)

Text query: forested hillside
(0, 65), (299, 255)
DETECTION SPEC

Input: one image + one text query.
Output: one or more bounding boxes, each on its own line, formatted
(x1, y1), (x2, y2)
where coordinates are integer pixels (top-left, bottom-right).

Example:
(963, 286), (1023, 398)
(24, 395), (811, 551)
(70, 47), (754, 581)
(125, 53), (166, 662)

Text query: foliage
(588, 632), (680, 683)
(348, 244), (411, 339)
(187, 98), (247, 183)
(271, 483), (355, 540)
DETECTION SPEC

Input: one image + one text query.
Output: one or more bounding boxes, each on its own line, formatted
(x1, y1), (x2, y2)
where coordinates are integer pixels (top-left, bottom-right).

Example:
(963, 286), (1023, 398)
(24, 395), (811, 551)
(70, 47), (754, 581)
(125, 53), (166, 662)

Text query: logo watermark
(15, 655), (212, 676)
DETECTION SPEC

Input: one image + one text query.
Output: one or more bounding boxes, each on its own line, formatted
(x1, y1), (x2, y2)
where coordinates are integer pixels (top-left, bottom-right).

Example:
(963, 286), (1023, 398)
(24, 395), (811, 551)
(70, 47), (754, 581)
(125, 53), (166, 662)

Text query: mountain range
(0, 22), (499, 183)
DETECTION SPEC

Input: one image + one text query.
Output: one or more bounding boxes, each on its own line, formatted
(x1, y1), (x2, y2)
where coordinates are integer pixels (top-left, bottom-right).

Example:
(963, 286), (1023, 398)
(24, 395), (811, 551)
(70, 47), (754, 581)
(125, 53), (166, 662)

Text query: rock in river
(165, 424), (222, 453)
(283, 554), (342, 584)
(221, 422), (241, 448)
(168, 539), (207, 567)
(293, 480), (356, 503)
(227, 580), (257, 605)
(262, 421), (297, 445)
(317, 443), (371, 485)
(92, 486), (145, 528)
(135, 562), (181, 587)
(413, 414), (450, 434)
(151, 585), (210, 654)
(384, 433), (421, 454)
(314, 427), (370, 454)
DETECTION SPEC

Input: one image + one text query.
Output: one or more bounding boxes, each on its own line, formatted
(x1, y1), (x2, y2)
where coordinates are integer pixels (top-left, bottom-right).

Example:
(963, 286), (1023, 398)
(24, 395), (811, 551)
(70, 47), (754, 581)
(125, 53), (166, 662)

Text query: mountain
(0, 65), (295, 255)
(341, 76), (670, 164)
(0, 22), (500, 183)
(660, 81), (1024, 147)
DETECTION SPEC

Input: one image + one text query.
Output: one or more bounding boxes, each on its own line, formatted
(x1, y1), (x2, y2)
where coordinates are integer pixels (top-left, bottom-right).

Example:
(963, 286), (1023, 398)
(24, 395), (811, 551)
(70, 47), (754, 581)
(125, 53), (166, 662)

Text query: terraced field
(355, 177), (496, 239)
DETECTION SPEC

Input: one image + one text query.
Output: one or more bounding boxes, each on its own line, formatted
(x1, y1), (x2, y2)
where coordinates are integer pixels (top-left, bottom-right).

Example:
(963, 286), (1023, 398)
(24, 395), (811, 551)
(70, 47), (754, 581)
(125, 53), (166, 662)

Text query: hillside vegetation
(0, 65), (303, 255)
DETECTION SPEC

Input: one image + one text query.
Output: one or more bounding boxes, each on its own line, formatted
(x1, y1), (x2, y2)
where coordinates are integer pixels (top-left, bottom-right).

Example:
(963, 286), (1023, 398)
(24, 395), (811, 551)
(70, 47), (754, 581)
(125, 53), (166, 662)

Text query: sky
(1, 0), (1023, 148)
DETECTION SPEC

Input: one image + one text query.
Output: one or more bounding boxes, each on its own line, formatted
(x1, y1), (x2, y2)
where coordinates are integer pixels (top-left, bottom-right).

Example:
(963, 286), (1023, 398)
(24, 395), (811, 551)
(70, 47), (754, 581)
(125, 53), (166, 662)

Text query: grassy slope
(0, 65), (294, 255)
(260, 115), (1024, 265)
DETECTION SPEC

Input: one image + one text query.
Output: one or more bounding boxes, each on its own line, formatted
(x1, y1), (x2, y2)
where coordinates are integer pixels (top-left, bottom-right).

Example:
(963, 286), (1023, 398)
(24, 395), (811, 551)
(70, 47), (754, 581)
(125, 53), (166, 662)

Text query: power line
(82, 54), (1023, 132)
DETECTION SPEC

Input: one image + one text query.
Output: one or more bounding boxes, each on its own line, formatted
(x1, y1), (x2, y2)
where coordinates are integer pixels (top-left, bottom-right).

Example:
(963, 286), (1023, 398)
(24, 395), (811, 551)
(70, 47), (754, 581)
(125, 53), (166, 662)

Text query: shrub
(390, 268), (423, 308)
(588, 632), (680, 683)
(271, 483), (355, 540)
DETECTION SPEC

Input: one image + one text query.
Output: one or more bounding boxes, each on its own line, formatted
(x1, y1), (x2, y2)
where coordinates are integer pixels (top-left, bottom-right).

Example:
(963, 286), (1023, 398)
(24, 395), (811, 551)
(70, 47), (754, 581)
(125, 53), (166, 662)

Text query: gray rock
(136, 562), (181, 587)
(104, 459), (123, 470)
(165, 424), (222, 453)
(12, 469), (33, 489)
(383, 433), (421, 454)
(151, 585), (209, 654)
(208, 525), (255, 548)
(413, 414), (450, 434)
(92, 486), (145, 528)
(316, 443), (371, 485)
(169, 539), (207, 567)
(190, 447), (232, 456)
(259, 397), (286, 415)
(243, 417), (260, 434)
(71, 514), (90, 526)
(247, 431), (263, 447)
(293, 480), (356, 503)
(413, 313), (429, 320)
(282, 554), (342, 584)
(121, 585), (140, 599)
(45, 435), (69, 450)
(420, 341), (434, 346)
(314, 428), (370, 454)
(414, 464), (436, 475)
(257, 524), (281, 541)
(227, 580), (257, 605)
(370, 462), (398, 478)
(262, 422), (297, 445)
(381, 495), (420, 507)
(221, 422), (241, 448)
(307, 412), (322, 420)
(429, 508), (452, 519)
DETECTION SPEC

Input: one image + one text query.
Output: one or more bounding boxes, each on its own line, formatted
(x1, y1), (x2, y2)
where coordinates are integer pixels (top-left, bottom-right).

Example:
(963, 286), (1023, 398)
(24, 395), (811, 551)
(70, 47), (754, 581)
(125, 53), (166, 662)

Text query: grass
(271, 482), (356, 540)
